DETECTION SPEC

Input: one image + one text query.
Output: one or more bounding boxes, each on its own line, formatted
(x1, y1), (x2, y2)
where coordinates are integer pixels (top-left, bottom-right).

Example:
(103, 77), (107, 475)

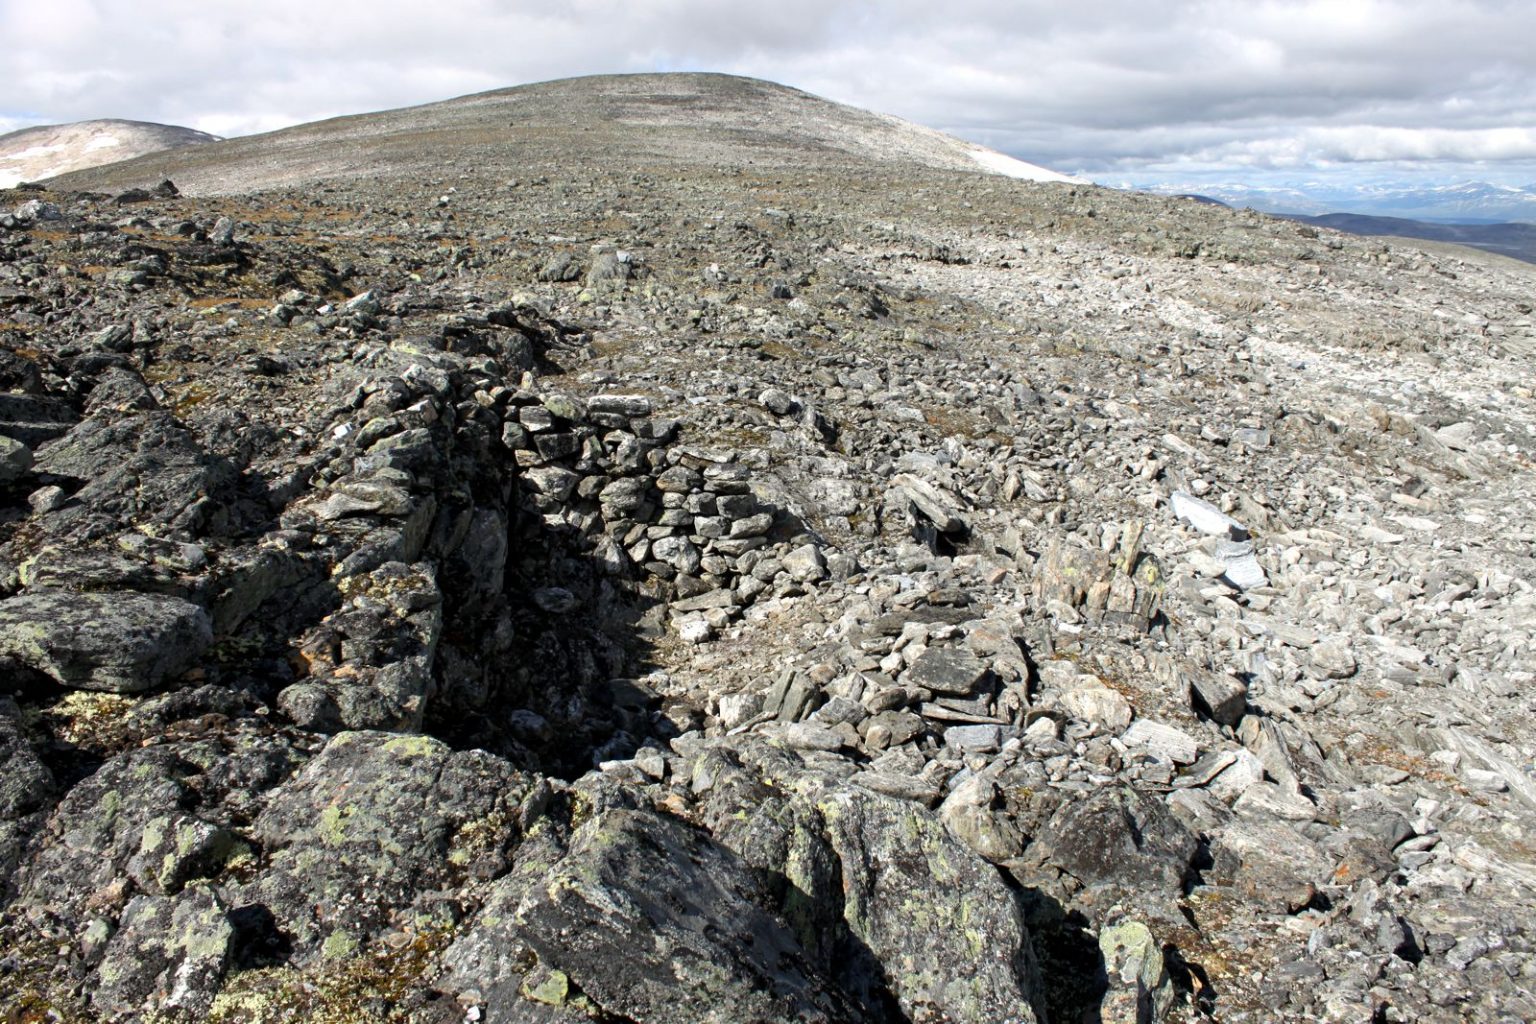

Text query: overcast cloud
(3, 0), (1533, 187)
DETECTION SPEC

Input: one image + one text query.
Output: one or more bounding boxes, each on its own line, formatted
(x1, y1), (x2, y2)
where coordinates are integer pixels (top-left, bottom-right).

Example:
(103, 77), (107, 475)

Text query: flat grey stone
(1122, 719), (1200, 765)
(0, 590), (212, 692)
(1171, 490), (1247, 539)
(850, 770), (943, 806)
(904, 647), (991, 697)
(785, 722), (845, 751)
(943, 724), (1004, 753)
(587, 393), (652, 417)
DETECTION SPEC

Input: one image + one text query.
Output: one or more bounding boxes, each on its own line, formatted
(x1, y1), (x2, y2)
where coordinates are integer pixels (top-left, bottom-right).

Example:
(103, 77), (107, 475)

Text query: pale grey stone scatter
(0, 72), (1533, 1023)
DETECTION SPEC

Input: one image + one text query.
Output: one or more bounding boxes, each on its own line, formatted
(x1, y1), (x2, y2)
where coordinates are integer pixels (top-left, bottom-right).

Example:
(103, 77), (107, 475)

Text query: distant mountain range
(1132, 179), (1536, 264)
(1139, 179), (1536, 225)
(1279, 212), (1536, 265)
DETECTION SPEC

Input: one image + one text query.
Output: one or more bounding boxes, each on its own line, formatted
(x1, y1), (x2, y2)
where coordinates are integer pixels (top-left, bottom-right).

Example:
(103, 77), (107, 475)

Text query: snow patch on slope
(967, 147), (1084, 184)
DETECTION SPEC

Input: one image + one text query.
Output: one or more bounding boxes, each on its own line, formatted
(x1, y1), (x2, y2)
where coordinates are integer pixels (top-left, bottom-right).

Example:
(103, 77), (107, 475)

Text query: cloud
(3, 0), (1535, 183)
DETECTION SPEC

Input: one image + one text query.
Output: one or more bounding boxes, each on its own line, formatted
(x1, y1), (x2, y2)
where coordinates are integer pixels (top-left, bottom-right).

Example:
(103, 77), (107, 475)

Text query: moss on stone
(380, 733), (441, 759)
(318, 802), (357, 846)
(321, 929), (359, 960)
(522, 966), (571, 1006)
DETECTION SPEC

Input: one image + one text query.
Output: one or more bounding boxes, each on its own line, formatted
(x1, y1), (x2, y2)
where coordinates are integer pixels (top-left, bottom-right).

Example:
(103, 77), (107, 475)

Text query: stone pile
(499, 385), (839, 639)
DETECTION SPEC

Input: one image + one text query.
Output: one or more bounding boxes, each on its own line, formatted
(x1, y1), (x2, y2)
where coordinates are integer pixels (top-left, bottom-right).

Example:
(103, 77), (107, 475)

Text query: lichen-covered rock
(0, 697), (54, 900)
(1030, 786), (1197, 900)
(693, 739), (1043, 1024)
(15, 747), (205, 923)
(1098, 918), (1173, 1024)
(442, 802), (859, 1023)
(0, 590), (212, 692)
(0, 697), (53, 821)
(807, 777), (1041, 1023)
(244, 731), (531, 958)
(125, 812), (238, 895)
(277, 561), (443, 731)
(32, 368), (236, 541)
(91, 884), (233, 1018)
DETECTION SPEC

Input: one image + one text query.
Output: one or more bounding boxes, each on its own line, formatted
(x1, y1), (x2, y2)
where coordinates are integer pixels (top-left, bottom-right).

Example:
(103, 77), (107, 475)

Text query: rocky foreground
(2, 90), (1536, 1023)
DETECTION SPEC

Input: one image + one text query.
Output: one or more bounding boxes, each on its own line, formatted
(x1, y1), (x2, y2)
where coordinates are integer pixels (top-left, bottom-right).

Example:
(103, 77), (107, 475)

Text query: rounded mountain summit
(0, 119), (218, 189)
(49, 73), (1081, 195)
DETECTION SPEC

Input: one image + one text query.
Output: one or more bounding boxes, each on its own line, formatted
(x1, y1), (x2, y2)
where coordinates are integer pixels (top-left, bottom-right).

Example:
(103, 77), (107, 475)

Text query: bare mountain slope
(51, 72), (1078, 195)
(4, 72), (1536, 1024)
(0, 119), (217, 188)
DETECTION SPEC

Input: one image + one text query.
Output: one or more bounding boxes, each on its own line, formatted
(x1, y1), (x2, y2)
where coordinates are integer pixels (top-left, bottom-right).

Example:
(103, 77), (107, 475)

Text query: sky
(3, 0), (1535, 191)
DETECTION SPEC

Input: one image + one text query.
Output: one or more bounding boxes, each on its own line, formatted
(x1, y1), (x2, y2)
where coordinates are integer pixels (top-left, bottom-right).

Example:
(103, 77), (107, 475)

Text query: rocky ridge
(1, 74), (1535, 1023)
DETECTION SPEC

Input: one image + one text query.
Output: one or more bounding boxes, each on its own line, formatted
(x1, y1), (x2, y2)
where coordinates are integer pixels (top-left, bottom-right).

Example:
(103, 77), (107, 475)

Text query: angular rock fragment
(1306, 639), (1358, 680)
(891, 473), (969, 534)
(1032, 787), (1196, 897)
(1209, 820), (1332, 912)
(1122, 719), (1200, 765)
(1171, 490), (1247, 539)
(0, 435), (32, 484)
(1216, 541), (1267, 590)
(904, 647), (992, 696)
(1204, 748), (1265, 804)
(1186, 666), (1248, 726)
(783, 542), (829, 582)
(941, 774), (1025, 861)
(1059, 680), (1134, 733)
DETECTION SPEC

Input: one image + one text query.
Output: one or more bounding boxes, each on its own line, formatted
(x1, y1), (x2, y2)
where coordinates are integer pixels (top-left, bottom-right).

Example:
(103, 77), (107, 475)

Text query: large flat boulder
(0, 590), (211, 692)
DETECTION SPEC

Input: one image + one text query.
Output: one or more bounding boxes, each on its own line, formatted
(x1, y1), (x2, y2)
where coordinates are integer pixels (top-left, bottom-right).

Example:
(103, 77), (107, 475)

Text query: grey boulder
(443, 803), (860, 1024)
(0, 590), (212, 692)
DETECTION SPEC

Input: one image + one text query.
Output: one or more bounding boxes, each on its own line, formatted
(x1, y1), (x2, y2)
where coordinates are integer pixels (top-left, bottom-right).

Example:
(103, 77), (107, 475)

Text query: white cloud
(3, 0), (1535, 184)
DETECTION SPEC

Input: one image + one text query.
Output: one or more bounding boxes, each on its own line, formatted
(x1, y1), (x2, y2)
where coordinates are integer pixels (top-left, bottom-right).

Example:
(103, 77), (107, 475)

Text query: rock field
(1, 73), (1535, 1023)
